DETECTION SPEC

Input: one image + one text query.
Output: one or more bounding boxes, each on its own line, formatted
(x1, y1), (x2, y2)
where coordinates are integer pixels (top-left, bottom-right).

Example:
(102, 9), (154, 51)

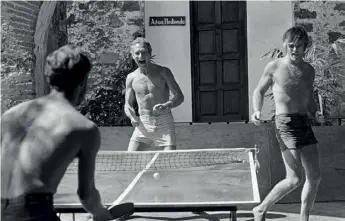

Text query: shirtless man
(251, 26), (323, 221)
(1, 45), (131, 221)
(125, 37), (184, 151)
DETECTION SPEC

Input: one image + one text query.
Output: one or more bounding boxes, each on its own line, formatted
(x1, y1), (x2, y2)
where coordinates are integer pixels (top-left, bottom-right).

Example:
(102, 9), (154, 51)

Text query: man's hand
(153, 101), (173, 114)
(130, 117), (139, 127)
(86, 208), (112, 221)
(251, 111), (261, 126)
(315, 111), (325, 124)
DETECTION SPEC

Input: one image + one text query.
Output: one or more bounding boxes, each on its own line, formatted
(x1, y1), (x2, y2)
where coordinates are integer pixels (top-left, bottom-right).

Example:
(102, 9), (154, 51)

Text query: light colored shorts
(130, 111), (176, 147)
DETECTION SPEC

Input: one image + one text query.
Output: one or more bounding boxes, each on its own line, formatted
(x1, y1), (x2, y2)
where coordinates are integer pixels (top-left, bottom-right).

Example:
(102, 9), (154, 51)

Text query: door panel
(191, 1), (248, 122)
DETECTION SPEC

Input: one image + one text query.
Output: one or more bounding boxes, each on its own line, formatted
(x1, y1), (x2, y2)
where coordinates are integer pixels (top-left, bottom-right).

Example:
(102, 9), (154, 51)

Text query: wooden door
(191, 1), (248, 122)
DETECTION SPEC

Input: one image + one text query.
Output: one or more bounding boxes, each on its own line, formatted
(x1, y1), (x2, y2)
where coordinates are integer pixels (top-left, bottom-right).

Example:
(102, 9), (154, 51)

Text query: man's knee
(287, 174), (303, 189)
(308, 170), (322, 184)
(128, 140), (149, 151)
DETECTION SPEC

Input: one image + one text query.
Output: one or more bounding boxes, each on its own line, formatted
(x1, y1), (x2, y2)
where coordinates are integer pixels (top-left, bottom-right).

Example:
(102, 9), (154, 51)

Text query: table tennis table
(54, 148), (260, 221)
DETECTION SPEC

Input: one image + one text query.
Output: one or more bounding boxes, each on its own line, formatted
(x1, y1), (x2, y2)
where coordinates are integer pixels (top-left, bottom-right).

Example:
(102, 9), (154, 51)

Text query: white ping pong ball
(153, 172), (160, 180)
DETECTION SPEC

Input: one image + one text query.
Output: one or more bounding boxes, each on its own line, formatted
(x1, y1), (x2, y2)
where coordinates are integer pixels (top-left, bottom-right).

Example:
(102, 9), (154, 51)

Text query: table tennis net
(65, 150), (250, 173)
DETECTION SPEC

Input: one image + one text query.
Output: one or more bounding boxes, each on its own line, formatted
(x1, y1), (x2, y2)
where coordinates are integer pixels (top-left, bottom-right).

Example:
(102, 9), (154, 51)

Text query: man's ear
(282, 42), (288, 53)
(78, 78), (87, 88)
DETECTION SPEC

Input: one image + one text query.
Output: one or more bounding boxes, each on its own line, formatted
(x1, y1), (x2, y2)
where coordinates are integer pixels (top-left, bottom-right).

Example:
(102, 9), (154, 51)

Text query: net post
(230, 206), (237, 221)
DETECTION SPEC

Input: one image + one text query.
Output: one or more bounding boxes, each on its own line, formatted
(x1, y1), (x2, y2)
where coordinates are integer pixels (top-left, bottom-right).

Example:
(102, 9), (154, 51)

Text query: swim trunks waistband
(1, 193), (54, 205)
(275, 113), (308, 118)
(1, 193), (59, 221)
(139, 109), (172, 116)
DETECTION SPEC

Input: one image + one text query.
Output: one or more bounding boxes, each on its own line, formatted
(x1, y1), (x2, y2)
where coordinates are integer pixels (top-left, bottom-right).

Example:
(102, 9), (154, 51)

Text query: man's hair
(283, 26), (310, 50)
(130, 37), (152, 55)
(45, 45), (91, 92)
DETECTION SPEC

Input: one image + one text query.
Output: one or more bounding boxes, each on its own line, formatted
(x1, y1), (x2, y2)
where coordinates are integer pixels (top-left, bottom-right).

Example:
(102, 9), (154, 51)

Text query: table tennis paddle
(108, 202), (134, 220)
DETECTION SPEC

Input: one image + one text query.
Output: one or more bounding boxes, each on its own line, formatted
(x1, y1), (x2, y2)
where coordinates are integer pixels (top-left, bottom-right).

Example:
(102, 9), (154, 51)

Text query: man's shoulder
(268, 58), (280, 68)
(2, 99), (34, 115)
(77, 121), (99, 137)
(1, 99), (42, 124)
(127, 69), (143, 84)
(158, 64), (171, 72)
(38, 97), (96, 131)
(63, 109), (97, 132)
(263, 59), (280, 76)
(156, 65), (172, 78)
(127, 70), (138, 80)
(57, 111), (98, 141)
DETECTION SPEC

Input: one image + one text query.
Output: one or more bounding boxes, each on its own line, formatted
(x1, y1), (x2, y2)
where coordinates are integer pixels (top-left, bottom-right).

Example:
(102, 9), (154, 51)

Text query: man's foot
(253, 206), (266, 221)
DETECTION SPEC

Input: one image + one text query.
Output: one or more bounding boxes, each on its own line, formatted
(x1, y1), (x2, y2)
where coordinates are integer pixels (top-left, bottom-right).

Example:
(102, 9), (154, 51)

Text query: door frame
(189, 1), (249, 122)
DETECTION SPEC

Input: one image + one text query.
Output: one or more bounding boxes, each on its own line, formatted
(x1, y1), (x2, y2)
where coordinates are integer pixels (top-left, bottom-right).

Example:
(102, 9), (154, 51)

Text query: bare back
(130, 64), (170, 114)
(1, 96), (97, 198)
(271, 58), (315, 115)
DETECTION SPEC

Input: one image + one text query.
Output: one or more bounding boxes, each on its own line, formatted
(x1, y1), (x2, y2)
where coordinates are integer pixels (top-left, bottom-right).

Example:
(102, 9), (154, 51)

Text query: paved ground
(58, 202), (345, 221)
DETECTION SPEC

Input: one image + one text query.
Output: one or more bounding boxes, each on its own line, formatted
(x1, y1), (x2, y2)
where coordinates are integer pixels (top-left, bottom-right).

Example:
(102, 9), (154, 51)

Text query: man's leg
(127, 140), (150, 151)
(253, 148), (304, 221)
(128, 124), (152, 151)
(300, 144), (322, 221)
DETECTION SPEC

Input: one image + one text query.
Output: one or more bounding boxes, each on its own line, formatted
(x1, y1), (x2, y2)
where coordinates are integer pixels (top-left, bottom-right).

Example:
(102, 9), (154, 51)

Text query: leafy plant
(260, 37), (345, 124)
(67, 1), (145, 126)
(78, 55), (138, 126)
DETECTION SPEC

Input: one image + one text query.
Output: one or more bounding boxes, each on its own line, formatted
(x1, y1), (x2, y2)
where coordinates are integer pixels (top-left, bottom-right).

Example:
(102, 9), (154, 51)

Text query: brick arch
(1, 1), (67, 111)
(33, 1), (67, 96)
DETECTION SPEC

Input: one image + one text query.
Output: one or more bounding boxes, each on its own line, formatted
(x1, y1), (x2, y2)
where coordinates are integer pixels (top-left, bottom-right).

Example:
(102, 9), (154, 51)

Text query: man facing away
(251, 26), (323, 221)
(125, 37), (184, 151)
(1, 45), (130, 221)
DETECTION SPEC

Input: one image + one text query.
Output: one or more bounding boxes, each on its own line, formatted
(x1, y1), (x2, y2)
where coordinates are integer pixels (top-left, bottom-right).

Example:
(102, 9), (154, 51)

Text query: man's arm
(307, 66), (318, 117)
(124, 73), (138, 121)
(252, 61), (275, 112)
(77, 126), (109, 219)
(161, 67), (184, 108)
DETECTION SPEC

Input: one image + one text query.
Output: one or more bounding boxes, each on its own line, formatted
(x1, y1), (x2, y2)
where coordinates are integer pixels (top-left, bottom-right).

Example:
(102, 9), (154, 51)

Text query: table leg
(230, 210), (237, 221)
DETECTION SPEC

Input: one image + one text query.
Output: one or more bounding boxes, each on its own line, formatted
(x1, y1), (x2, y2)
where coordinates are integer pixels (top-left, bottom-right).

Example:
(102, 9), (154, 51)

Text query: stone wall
(1, 1), (42, 113)
(294, 1), (345, 44)
(1, 1), (67, 113)
(293, 1), (345, 117)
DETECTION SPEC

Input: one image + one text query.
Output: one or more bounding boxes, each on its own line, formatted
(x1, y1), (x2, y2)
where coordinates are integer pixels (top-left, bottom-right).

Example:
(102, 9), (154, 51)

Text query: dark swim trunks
(275, 114), (318, 151)
(1, 193), (60, 221)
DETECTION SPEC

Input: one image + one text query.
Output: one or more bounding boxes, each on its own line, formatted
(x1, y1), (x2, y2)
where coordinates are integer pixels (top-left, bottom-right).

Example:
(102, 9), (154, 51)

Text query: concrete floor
(58, 202), (345, 221)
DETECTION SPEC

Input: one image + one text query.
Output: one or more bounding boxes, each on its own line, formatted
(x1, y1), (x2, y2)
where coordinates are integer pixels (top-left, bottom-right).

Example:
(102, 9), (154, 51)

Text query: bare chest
(132, 74), (166, 94)
(273, 66), (313, 92)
